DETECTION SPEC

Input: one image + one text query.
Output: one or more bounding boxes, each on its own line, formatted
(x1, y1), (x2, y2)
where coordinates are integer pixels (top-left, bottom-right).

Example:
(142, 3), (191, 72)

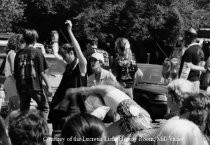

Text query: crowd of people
(0, 19), (210, 145)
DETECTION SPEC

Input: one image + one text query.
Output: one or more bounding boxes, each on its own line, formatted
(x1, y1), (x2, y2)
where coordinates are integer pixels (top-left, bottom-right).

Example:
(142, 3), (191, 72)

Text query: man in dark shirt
(14, 29), (52, 120)
(179, 28), (206, 92)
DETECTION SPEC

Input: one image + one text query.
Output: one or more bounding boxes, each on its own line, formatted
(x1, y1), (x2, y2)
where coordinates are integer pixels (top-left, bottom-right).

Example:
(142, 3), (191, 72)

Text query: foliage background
(1, 0), (210, 63)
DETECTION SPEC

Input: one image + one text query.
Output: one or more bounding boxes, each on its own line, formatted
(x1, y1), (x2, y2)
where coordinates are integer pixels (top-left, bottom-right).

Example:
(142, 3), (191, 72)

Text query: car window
(138, 64), (164, 84)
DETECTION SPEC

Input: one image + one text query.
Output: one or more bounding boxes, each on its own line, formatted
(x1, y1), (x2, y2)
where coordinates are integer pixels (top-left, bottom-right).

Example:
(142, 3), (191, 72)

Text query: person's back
(14, 29), (51, 120)
(14, 47), (45, 92)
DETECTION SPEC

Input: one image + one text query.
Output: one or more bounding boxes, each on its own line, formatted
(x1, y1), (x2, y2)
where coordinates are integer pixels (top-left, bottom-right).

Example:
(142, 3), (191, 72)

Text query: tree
(10, 0), (208, 64)
(0, 0), (24, 32)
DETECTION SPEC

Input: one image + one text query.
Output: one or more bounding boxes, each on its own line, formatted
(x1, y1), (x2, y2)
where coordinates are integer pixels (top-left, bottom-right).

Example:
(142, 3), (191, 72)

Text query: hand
(65, 20), (73, 31)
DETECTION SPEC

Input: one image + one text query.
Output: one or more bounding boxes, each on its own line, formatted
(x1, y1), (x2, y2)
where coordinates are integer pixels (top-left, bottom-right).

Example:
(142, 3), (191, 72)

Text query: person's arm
(65, 20), (87, 76)
(8, 51), (16, 74)
(52, 42), (63, 61)
(65, 85), (110, 98)
(187, 62), (206, 72)
(51, 31), (67, 67)
(133, 68), (143, 87)
(41, 72), (52, 94)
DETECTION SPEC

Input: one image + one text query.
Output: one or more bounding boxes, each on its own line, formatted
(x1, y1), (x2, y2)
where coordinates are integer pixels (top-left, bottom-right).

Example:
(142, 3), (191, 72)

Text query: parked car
(133, 63), (168, 120)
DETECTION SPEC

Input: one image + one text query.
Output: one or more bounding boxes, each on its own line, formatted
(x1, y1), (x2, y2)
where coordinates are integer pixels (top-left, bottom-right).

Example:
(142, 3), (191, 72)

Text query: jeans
(19, 90), (49, 120)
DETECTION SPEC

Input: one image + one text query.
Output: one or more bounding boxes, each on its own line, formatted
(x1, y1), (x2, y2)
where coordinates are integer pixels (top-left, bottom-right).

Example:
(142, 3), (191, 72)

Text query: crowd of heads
(6, 28), (39, 54)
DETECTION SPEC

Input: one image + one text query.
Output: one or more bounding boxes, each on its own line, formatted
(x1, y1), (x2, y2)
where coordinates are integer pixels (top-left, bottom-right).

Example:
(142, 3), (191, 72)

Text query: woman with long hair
(112, 38), (143, 99)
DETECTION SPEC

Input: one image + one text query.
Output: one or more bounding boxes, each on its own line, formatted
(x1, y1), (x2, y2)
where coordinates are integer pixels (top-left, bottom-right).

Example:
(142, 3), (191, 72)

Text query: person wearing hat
(86, 52), (118, 123)
(87, 52), (116, 86)
(179, 28), (206, 93)
(83, 36), (111, 76)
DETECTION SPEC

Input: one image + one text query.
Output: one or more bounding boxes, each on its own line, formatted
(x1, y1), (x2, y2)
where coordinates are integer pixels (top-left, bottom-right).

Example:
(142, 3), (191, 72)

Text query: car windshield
(137, 64), (165, 85)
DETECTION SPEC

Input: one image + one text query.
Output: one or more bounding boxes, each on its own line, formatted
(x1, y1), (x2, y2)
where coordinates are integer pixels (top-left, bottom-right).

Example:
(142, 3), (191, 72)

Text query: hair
(85, 37), (98, 46)
(8, 109), (49, 145)
(180, 92), (210, 133)
(167, 79), (196, 106)
(61, 113), (107, 145)
(157, 119), (206, 145)
(184, 28), (197, 45)
(22, 29), (39, 45)
(51, 30), (59, 36)
(58, 43), (76, 59)
(7, 34), (23, 53)
(0, 116), (10, 145)
(115, 37), (133, 61)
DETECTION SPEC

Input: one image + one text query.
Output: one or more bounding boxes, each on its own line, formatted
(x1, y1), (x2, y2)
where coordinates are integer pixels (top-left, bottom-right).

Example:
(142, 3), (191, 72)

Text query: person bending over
(65, 84), (152, 136)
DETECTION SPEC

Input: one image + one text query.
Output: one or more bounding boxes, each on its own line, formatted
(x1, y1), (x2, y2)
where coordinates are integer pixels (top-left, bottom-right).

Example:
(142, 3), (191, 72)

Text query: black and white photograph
(0, 0), (210, 145)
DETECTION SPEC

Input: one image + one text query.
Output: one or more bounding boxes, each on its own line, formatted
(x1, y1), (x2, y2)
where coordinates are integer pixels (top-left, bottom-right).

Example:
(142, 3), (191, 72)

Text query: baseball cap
(91, 52), (104, 64)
